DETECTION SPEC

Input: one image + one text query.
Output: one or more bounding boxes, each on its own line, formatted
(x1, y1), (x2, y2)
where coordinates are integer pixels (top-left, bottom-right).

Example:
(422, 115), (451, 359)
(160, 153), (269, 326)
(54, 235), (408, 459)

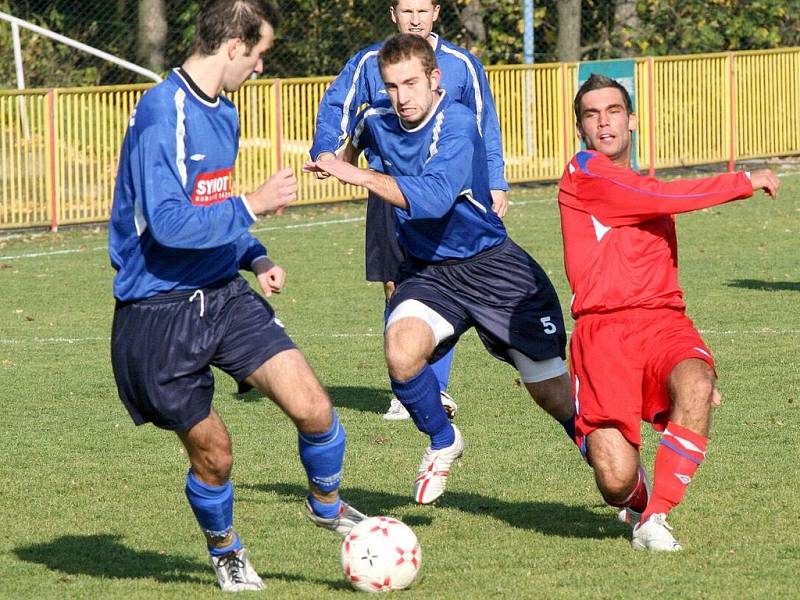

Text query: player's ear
(432, 4), (441, 22)
(628, 112), (638, 133)
(575, 122), (585, 141)
(226, 37), (242, 61)
(390, 6), (397, 24)
(430, 68), (442, 91)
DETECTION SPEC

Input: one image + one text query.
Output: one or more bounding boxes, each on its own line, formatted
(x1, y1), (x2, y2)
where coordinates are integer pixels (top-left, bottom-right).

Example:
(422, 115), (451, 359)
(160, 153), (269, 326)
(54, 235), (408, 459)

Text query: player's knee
(194, 447), (233, 485)
(294, 397), (334, 433)
(594, 464), (638, 505)
(385, 334), (428, 381)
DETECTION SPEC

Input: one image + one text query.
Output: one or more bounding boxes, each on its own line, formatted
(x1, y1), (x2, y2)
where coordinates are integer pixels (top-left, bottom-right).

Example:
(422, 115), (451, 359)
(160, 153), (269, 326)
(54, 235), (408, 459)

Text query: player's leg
(369, 196), (458, 421)
(585, 428), (645, 510)
(112, 287), (266, 591)
(178, 410), (266, 591)
(243, 349), (367, 536)
(640, 357), (715, 525)
(384, 290), (467, 504)
(633, 314), (717, 551)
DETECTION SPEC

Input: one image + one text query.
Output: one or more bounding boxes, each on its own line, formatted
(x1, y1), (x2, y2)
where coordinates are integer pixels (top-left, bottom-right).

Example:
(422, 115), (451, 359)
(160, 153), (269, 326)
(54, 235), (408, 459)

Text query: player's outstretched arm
(749, 169), (780, 199)
(304, 158), (407, 209)
(245, 168), (298, 215)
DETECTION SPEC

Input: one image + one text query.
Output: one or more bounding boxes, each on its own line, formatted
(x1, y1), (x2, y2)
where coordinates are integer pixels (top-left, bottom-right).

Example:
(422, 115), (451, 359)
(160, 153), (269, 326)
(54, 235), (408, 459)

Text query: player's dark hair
(574, 73), (634, 123)
(378, 34), (438, 78)
(193, 0), (280, 56)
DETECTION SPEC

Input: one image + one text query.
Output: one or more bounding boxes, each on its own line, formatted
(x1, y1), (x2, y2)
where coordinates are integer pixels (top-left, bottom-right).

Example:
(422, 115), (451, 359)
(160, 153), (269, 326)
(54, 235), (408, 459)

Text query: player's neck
(182, 55), (225, 99)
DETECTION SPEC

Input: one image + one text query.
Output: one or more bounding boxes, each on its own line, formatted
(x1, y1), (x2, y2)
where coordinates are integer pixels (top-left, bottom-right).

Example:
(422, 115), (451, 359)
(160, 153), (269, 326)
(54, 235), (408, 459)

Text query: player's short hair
(574, 73), (634, 123)
(389, 0), (439, 6)
(378, 34), (438, 78)
(193, 0), (280, 56)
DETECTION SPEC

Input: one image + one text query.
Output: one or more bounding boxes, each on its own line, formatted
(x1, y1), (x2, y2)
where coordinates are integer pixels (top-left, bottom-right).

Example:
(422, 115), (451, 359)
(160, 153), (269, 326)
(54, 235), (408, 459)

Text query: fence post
(560, 63), (569, 167)
(647, 57), (656, 177)
(47, 88), (58, 232)
(727, 52), (736, 172)
(273, 79), (283, 172)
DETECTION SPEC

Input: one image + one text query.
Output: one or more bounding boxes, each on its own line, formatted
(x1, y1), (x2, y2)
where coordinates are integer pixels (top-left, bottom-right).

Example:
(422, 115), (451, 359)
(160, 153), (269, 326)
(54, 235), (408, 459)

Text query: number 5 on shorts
(540, 316), (556, 334)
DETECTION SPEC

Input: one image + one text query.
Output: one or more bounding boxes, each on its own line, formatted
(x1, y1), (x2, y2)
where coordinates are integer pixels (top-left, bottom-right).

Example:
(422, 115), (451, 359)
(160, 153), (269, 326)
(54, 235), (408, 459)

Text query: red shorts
(570, 308), (715, 449)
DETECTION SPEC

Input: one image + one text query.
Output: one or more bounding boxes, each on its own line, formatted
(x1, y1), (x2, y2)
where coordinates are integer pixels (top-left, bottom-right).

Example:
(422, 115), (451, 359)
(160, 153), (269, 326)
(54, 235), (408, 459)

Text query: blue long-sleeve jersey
(352, 91), (507, 262)
(311, 33), (508, 192)
(109, 69), (267, 301)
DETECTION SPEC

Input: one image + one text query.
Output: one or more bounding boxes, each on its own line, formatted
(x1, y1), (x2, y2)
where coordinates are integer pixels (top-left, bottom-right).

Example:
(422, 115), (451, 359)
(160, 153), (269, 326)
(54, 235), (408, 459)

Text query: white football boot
(414, 424), (465, 504)
(383, 392), (459, 421)
(631, 513), (683, 551)
(305, 498), (368, 537)
(210, 547), (265, 592)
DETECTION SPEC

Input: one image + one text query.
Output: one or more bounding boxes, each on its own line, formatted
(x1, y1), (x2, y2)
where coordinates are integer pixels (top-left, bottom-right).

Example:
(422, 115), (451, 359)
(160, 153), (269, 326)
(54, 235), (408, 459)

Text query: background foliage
(1, 0), (799, 87)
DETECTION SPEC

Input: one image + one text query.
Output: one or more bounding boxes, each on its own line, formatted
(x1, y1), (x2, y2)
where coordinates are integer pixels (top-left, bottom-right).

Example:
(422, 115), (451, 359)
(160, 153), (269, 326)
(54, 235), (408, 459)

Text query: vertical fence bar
(647, 57), (656, 176)
(273, 79), (283, 171)
(47, 89), (58, 231)
(560, 63), (569, 166)
(728, 52), (736, 171)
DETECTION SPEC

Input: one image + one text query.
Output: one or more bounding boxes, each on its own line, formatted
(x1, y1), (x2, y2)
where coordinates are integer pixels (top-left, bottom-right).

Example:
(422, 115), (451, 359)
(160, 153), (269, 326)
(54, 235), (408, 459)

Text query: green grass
(1, 170), (799, 599)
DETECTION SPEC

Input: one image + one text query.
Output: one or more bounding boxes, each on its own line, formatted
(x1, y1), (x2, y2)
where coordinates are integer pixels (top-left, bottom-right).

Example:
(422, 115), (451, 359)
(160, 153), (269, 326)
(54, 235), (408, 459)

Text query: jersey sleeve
(133, 122), (255, 250)
(568, 151), (753, 225)
(236, 232), (268, 271)
(310, 48), (377, 160)
(394, 118), (474, 220)
(464, 56), (507, 191)
(350, 105), (375, 153)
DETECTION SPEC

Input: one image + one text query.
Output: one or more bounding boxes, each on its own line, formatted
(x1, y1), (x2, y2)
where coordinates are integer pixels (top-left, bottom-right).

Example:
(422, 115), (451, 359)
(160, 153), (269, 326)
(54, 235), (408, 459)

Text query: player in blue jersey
(311, 0), (509, 421)
(108, 0), (365, 591)
(306, 34), (575, 505)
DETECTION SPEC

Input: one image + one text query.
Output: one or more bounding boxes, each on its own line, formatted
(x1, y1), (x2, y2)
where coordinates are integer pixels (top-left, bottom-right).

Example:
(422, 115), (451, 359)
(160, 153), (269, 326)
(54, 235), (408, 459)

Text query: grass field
(1, 169), (799, 599)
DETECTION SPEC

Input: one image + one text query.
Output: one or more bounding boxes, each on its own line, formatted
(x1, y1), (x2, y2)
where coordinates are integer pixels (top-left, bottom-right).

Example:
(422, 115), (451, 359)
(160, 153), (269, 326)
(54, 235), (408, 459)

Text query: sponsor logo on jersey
(190, 153), (206, 161)
(192, 168), (233, 205)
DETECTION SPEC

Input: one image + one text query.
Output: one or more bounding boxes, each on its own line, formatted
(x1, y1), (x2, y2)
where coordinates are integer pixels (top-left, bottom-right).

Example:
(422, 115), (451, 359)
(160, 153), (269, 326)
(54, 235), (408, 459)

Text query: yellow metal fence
(1, 47), (798, 230)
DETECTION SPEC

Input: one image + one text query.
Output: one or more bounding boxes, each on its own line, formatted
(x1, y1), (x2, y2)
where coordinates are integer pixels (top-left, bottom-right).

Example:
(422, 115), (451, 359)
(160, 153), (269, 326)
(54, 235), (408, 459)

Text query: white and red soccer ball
(340, 516), (421, 593)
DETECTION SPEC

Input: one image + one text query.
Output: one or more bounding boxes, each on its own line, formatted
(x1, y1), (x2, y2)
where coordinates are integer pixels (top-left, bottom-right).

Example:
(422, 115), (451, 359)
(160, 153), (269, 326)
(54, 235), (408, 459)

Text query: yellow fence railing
(1, 47), (799, 230)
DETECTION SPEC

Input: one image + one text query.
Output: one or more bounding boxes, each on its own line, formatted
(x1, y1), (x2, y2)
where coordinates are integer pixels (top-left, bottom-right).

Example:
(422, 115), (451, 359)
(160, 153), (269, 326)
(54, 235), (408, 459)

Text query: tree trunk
(613, 0), (640, 56)
(455, 0), (486, 52)
(556, 0), (581, 62)
(138, 0), (167, 72)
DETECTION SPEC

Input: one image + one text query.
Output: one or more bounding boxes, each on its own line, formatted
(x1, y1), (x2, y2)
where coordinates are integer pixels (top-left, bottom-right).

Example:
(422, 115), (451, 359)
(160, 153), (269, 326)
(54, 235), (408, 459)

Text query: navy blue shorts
(365, 192), (405, 283)
(111, 276), (296, 431)
(389, 238), (567, 364)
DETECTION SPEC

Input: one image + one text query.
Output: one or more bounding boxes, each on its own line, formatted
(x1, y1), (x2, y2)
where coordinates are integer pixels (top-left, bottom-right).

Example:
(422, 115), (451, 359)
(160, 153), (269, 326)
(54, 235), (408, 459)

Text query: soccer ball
(340, 516), (421, 593)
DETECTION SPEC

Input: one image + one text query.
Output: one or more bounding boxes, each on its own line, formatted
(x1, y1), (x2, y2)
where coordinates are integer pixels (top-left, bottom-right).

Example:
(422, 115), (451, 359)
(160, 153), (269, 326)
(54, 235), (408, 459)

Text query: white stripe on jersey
(439, 44), (484, 136)
(352, 106), (394, 147)
(175, 88), (188, 188)
(341, 50), (379, 146)
(426, 111), (445, 163)
(462, 189), (487, 213)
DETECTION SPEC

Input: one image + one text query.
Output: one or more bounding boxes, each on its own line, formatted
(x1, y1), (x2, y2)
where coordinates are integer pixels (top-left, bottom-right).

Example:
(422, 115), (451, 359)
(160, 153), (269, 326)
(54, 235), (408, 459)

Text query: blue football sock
(430, 347), (455, 392)
(208, 533), (243, 557)
(298, 411), (345, 495)
(307, 494), (341, 519)
(391, 365), (454, 449)
(185, 470), (235, 549)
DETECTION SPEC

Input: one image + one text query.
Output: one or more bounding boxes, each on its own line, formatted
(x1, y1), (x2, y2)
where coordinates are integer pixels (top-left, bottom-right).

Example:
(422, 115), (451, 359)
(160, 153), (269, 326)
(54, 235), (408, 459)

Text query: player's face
(390, 0), (440, 39)
(577, 87), (638, 167)
(382, 57), (441, 128)
(223, 21), (275, 93)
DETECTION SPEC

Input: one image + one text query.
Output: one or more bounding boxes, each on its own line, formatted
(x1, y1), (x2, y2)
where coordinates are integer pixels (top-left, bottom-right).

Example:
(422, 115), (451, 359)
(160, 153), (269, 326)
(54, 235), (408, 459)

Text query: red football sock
(641, 422), (708, 523)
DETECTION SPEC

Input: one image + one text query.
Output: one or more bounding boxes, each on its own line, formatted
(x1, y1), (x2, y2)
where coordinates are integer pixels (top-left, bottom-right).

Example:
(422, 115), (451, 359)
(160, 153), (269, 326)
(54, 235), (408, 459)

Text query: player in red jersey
(558, 73), (779, 551)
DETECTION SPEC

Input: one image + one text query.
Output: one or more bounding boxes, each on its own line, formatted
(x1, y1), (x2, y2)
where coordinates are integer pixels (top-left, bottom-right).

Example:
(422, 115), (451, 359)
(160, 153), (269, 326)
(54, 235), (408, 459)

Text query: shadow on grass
(327, 385), (393, 415)
(229, 385), (392, 414)
(14, 534), (208, 584)
(14, 533), (348, 590)
(727, 279), (800, 292)
(241, 482), (625, 541)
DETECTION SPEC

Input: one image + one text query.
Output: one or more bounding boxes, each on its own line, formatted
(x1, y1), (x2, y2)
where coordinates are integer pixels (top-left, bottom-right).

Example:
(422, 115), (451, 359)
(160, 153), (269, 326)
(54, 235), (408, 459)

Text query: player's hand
(254, 260), (286, 297)
(312, 152), (336, 179)
(490, 189), (509, 218)
(304, 158), (367, 186)
(711, 387), (722, 407)
(246, 168), (298, 215)
(749, 169), (779, 199)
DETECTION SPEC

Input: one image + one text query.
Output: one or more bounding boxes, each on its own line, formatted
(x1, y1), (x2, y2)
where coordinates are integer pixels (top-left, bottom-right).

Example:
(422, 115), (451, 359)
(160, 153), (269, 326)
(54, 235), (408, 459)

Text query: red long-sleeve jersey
(558, 150), (753, 318)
